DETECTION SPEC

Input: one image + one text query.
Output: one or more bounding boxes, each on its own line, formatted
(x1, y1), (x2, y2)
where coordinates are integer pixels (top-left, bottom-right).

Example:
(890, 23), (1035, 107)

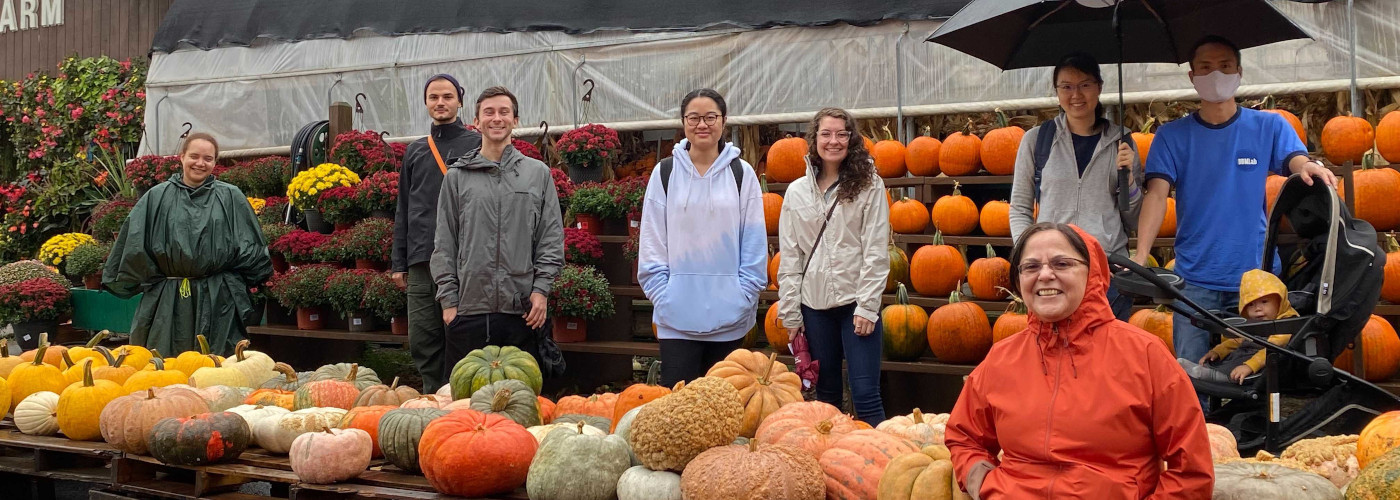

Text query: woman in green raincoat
(103, 133), (272, 356)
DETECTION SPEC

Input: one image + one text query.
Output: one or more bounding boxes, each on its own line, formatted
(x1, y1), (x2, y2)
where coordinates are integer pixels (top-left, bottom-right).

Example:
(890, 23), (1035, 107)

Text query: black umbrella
(927, 0), (1312, 209)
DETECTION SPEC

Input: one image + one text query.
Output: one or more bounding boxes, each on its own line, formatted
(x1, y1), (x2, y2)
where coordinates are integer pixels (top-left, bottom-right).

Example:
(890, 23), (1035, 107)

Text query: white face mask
(1192, 70), (1242, 103)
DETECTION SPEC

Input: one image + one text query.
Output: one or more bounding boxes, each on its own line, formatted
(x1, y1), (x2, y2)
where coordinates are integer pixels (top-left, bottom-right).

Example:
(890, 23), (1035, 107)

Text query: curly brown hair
(804, 107), (874, 203)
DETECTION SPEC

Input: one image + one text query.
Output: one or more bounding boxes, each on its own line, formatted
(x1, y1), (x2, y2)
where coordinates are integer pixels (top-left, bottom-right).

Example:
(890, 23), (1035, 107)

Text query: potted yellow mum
(286, 163), (361, 234)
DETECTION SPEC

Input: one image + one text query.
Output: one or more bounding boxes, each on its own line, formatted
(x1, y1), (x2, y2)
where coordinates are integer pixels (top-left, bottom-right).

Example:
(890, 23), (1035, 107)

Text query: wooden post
(328, 102), (353, 145)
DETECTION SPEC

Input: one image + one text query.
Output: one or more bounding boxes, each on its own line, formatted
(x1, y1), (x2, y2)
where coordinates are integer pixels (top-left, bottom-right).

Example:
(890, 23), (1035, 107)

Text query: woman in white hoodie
(637, 89), (768, 387)
(777, 108), (890, 425)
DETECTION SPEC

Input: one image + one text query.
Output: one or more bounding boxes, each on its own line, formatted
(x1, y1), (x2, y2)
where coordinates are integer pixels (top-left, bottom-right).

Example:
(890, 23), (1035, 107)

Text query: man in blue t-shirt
(1132, 36), (1336, 367)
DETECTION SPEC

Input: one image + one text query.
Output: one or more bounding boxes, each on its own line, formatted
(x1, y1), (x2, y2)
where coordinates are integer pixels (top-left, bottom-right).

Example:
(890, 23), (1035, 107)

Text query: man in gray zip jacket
(430, 86), (564, 366)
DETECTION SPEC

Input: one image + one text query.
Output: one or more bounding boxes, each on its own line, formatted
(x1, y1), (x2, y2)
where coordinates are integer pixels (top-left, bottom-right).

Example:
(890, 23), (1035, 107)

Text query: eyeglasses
(1055, 81), (1100, 95)
(684, 113), (722, 126)
(817, 130), (852, 141)
(1018, 257), (1087, 276)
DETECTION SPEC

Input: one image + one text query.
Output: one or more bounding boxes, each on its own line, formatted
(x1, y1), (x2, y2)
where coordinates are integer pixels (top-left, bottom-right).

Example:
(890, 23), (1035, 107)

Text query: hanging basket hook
(582, 79), (595, 102)
(354, 93), (368, 114)
(180, 122), (192, 139)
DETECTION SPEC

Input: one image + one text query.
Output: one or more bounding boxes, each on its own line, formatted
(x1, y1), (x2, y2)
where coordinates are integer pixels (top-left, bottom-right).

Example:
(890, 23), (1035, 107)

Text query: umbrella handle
(1114, 1), (1130, 213)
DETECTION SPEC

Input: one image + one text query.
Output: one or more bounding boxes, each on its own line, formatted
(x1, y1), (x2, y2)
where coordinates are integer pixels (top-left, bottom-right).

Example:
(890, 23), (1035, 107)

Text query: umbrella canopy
(927, 0), (1312, 70)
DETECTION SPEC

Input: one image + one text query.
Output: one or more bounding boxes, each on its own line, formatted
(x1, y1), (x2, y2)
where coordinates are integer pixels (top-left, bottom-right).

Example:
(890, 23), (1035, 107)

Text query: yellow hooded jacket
(1207, 269), (1299, 373)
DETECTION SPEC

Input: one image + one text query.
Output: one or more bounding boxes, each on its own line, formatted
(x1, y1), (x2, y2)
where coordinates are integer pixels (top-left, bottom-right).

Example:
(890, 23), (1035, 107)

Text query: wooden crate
(111, 453), (299, 500)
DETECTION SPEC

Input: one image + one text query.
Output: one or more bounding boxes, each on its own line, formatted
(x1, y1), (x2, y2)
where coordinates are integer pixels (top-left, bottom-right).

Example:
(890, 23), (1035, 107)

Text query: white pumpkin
(528, 421), (606, 444)
(616, 466), (682, 500)
(223, 340), (278, 387)
(290, 428), (372, 484)
(398, 395), (450, 409)
(190, 385), (253, 412)
(253, 407), (347, 454)
(876, 408), (949, 447)
(14, 391), (60, 436)
(225, 404), (291, 429)
(1212, 461), (1342, 500)
(435, 383), (452, 400)
(612, 404), (646, 466)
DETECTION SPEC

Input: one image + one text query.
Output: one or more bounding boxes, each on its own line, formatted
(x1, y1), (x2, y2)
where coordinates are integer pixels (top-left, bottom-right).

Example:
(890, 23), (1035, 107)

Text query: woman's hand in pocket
(442, 307), (457, 325)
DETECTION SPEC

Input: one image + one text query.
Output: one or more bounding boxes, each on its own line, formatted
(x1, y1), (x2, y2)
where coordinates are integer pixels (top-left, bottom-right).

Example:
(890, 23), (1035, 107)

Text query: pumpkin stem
(760, 173), (770, 194)
(86, 330), (109, 348)
(645, 359), (661, 386)
(999, 288), (1027, 315)
(82, 358), (96, 387)
(389, 376), (400, 390)
(149, 357), (167, 371)
(920, 124), (932, 137)
(235, 339), (251, 361)
(346, 364), (359, 382)
(951, 180), (963, 197)
(1260, 95), (1276, 110)
(576, 421), (586, 434)
(196, 334), (210, 355)
(896, 282), (911, 305)
(748, 438), (759, 452)
(114, 351), (130, 368)
(492, 388), (513, 412)
(881, 124), (895, 142)
(913, 408), (925, 424)
(994, 108), (1009, 129)
(1386, 233), (1399, 253)
(146, 388), (157, 399)
(932, 229), (945, 247)
(671, 381), (686, 392)
(1138, 116), (1156, 135)
(984, 244), (996, 259)
(150, 349), (162, 358)
(31, 337), (48, 367)
(948, 283), (965, 304)
(208, 354), (222, 368)
(963, 118), (974, 136)
(1155, 304), (1169, 314)
(272, 362), (297, 383)
(61, 350), (77, 369)
(816, 420), (834, 434)
(95, 346), (120, 367)
(0, 339), (8, 358)
(758, 352), (778, 386)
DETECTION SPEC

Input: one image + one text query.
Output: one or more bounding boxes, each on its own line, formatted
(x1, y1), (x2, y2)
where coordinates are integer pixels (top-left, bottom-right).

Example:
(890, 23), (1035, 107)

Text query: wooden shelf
(925, 175), (1014, 185)
(557, 340), (975, 375)
(597, 235), (629, 243)
(247, 325), (407, 344)
(889, 234), (1176, 248)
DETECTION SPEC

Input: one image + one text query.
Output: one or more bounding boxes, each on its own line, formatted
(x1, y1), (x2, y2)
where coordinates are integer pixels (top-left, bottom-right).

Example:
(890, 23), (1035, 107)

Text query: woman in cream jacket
(776, 107), (890, 425)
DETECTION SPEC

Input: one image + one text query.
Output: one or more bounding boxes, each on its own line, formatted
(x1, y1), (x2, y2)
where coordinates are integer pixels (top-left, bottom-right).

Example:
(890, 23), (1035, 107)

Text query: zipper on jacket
(1043, 324), (1064, 497)
(495, 168), (503, 313)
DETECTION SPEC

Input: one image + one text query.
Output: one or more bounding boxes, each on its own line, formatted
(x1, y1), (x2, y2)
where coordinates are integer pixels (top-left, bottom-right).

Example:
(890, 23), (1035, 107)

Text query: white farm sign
(0, 0), (63, 34)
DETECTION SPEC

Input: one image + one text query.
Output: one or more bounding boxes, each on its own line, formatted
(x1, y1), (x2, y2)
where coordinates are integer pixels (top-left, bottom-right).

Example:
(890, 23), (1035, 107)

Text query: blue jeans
(801, 302), (885, 425)
(1105, 283), (1134, 322)
(1175, 282), (1240, 365)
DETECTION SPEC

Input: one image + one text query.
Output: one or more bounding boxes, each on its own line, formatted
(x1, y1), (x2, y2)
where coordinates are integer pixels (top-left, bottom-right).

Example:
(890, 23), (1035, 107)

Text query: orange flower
(94, 171), (109, 187)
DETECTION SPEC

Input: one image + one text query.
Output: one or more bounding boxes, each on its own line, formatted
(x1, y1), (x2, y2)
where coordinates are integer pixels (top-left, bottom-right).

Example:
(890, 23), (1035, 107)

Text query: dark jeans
(802, 302), (885, 426)
(657, 338), (744, 388)
(406, 263), (446, 393)
(445, 313), (543, 375)
(1106, 282), (1134, 322)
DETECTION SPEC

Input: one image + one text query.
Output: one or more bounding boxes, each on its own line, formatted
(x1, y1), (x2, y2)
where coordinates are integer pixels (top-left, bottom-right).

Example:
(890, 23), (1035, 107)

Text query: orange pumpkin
(1358, 411), (1400, 469)
(930, 181), (979, 236)
(1265, 174), (1287, 215)
(1158, 197), (1177, 238)
(768, 252), (780, 291)
(967, 244), (1011, 300)
(553, 393), (617, 420)
(245, 388), (296, 410)
(1321, 114), (1375, 166)
(939, 120), (983, 177)
(980, 110), (1024, 176)
(1378, 110), (1400, 163)
(766, 137), (809, 183)
(872, 126), (908, 178)
(909, 230), (967, 297)
(979, 200), (1011, 237)
(706, 350), (803, 438)
(1338, 159), (1400, 231)
(885, 234), (911, 294)
(1128, 305), (1175, 355)
(863, 135), (876, 152)
(612, 363), (671, 431)
(536, 396), (555, 424)
(890, 194), (930, 234)
(1206, 423), (1241, 462)
(1262, 105), (1306, 147)
(1334, 315), (1400, 383)
(765, 301), (790, 355)
(339, 405), (396, 458)
(21, 341), (67, 368)
(1131, 119), (1155, 168)
(418, 410), (536, 498)
(761, 174), (783, 236)
(926, 287), (992, 364)
(819, 429), (921, 500)
(754, 401), (860, 458)
(882, 283), (930, 362)
(905, 133), (942, 177)
(1383, 233), (1400, 304)
(992, 292), (1028, 344)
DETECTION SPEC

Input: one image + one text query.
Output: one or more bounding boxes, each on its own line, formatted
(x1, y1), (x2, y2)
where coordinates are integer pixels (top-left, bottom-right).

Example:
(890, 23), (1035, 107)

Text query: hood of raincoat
(1024, 224), (1117, 356)
(1238, 269), (1299, 319)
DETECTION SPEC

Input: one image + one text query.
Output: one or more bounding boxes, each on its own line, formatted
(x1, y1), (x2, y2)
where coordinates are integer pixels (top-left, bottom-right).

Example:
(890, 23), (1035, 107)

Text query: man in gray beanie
(392, 74), (481, 392)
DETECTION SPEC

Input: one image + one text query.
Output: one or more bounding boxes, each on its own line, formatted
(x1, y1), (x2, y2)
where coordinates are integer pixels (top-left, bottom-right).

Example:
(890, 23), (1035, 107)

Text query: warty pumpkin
(338, 405), (396, 458)
(99, 386), (208, 454)
(767, 136), (809, 183)
(123, 357), (188, 395)
(526, 421), (633, 500)
(309, 362), (382, 391)
(449, 345), (543, 399)
(418, 409), (537, 498)
(926, 287), (992, 365)
(909, 230), (967, 297)
(876, 409), (949, 447)
(253, 407), (348, 454)
(378, 407), (448, 473)
(290, 428), (372, 484)
(766, 301), (791, 355)
(980, 110), (1024, 176)
(14, 391), (60, 436)
(354, 376), (420, 407)
(294, 363), (362, 410)
(148, 411), (251, 465)
(245, 388), (296, 410)
(992, 291), (1029, 344)
(56, 360), (125, 441)
(762, 174), (784, 235)
(1129, 305), (1175, 355)
(170, 334), (220, 377)
(890, 193), (931, 234)
(886, 233), (911, 293)
(612, 361), (671, 431)
(877, 444), (973, 500)
(224, 339), (277, 387)
(706, 349), (804, 438)
(755, 401), (861, 459)
(872, 126), (909, 179)
(939, 120), (983, 177)
(19, 332), (67, 367)
(967, 244), (1011, 300)
(617, 466), (683, 500)
(628, 377), (744, 471)
(466, 379), (541, 427)
(1321, 114), (1375, 166)
(260, 362), (309, 391)
(930, 181), (979, 236)
(882, 283), (930, 362)
(979, 200), (1011, 237)
(9, 341), (69, 413)
(0, 339), (24, 378)
(905, 128), (942, 177)
(1211, 461), (1341, 500)
(681, 440), (826, 500)
(820, 429), (921, 500)
(1347, 445), (1400, 499)
(1378, 110), (1400, 163)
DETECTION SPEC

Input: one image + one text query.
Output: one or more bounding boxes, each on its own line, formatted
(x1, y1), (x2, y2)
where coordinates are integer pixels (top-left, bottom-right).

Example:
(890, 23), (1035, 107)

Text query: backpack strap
(1032, 119), (1057, 204)
(659, 156), (744, 195)
(729, 157), (744, 192)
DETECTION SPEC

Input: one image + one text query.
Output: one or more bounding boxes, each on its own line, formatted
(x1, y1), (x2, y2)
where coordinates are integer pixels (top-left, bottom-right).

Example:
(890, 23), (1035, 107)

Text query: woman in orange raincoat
(945, 223), (1213, 499)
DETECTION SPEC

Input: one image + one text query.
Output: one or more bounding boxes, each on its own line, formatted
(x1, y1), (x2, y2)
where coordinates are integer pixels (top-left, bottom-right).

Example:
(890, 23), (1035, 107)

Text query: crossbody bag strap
(801, 199), (840, 276)
(426, 135), (448, 175)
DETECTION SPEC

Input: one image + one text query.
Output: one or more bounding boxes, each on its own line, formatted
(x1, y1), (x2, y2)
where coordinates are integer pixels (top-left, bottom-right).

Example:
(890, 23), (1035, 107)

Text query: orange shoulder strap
(426, 135), (448, 175)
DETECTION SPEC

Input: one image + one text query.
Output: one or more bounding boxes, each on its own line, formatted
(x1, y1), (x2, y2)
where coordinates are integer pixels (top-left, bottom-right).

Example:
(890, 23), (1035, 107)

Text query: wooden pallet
(111, 453), (299, 500)
(291, 465), (528, 500)
(0, 430), (120, 485)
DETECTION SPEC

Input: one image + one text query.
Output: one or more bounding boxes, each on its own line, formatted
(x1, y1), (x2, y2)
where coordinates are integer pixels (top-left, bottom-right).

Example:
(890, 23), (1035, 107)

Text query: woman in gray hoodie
(1009, 52), (1142, 319)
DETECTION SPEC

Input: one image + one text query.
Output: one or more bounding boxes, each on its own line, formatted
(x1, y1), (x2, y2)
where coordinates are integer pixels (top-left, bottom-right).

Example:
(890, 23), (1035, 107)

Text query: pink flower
(600, 151), (609, 158)
(34, 109), (45, 118)
(20, 115), (30, 124)
(136, 91), (145, 99)
(121, 60), (132, 71)
(69, 107), (83, 120)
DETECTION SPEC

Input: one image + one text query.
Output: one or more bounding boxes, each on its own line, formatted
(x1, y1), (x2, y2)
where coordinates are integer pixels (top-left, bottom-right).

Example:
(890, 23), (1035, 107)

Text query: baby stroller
(1110, 173), (1400, 453)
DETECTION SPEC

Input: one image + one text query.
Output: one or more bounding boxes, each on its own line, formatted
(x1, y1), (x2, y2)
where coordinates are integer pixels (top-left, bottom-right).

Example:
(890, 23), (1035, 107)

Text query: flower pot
(302, 208), (333, 234)
(552, 316), (587, 343)
(266, 302), (295, 326)
(10, 319), (60, 350)
(347, 311), (377, 332)
(271, 253), (290, 273)
(355, 259), (388, 272)
(334, 222), (354, 232)
(390, 316), (409, 335)
(628, 212), (643, 238)
(83, 274), (102, 290)
(295, 307), (325, 330)
(370, 209), (393, 219)
(574, 213), (602, 235)
(568, 163), (605, 184)
(67, 274), (85, 288)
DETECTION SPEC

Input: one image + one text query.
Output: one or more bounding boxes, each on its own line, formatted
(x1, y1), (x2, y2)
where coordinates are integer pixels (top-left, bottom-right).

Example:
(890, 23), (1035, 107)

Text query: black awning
(152, 0), (972, 52)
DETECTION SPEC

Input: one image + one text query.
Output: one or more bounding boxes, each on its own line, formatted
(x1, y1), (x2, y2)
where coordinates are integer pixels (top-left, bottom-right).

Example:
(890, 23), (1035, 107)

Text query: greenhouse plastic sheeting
(140, 0), (1400, 155)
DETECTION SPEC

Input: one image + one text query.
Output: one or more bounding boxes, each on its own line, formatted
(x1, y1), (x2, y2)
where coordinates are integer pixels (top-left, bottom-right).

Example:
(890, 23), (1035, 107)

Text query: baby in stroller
(1178, 269), (1296, 384)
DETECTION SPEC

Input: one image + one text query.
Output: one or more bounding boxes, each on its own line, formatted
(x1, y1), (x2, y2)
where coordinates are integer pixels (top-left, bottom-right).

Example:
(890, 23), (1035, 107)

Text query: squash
(755, 401), (861, 459)
(981, 110), (1024, 176)
(876, 409), (949, 447)
(123, 357), (188, 395)
(65, 330), (110, 367)
(378, 407), (449, 473)
(1359, 411), (1400, 469)
(290, 428), (372, 484)
(1208, 423), (1242, 462)
(1383, 234), (1400, 305)
(886, 233), (911, 293)
(905, 130), (942, 177)
(618, 466), (683, 500)
(19, 332), (67, 367)
(295, 364), (362, 410)
(112, 344), (154, 370)
(967, 244), (1010, 300)
(1129, 305), (1176, 355)
(224, 339), (277, 387)
(979, 200), (1011, 237)
(1347, 446), (1400, 499)
(1339, 158), (1400, 232)
(8, 341), (68, 413)
(992, 291), (1029, 344)
(261, 362), (309, 391)
(681, 440), (826, 500)
(890, 193), (930, 235)
(1212, 461), (1341, 500)
(0, 377), (8, 420)
(185, 384), (253, 412)
(0, 339), (24, 378)
(612, 362), (670, 431)
(99, 387), (208, 454)
(554, 392), (618, 421)
(552, 413), (612, 432)
(309, 362), (382, 391)
(399, 395), (449, 409)
(354, 376), (420, 407)
(767, 251), (781, 291)
(926, 287), (992, 364)
(766, 136), (809, 183)
(418, 410), (537, 498)
(224, 404), (291, 430)
(1278, 434), (1361, 489)
(338, 405), (396, 458)
(883, 283), (930, 361)
(765, 301), (791, 355)
(939, 119), (982, 177)
(538, 395), (556, 423)
(872, 126), (908, 179)
(526, 421), (633, 500)
(56, 360), (125, 441)
(467, 379), (541, 427)
(612, 404), (647, 465)
(171, 335), (220, 377)
(148, 411), (251, 465)
(190, 355), (252, 389)
(1260, 102), (1306, 147)
(449, 345), (542, 399)
(910, 230), (967, 297)
(89, 347), (137, 385)
(820, 430), (921, 500)
(1158, 197), (1177, 237)
(930, 181), (979, 236)
(878, 444), (973, 500)
(707, 350), (803, 438)
(253, 407), (348, 454)
(245, 388), (296, 410)
(528, 420), (607, 444)
(762, 174), (784, 235)
(1378, 110), (1400, 164)
(1334, 315), (1400, 382)
(1131, 120), (1155, 169)
(14, 391), (60, 436)
(628, 377), (744, 471)
(1321, 114), (1375, 166)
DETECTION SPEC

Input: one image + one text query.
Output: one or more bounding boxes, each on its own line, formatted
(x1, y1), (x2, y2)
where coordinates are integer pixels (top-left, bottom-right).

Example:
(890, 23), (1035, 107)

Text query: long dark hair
(680, 88), (727, 153)
(1052, 53), (1108, 130)
(804, 107), (874, 203)
(1008, 222), (1091, 297)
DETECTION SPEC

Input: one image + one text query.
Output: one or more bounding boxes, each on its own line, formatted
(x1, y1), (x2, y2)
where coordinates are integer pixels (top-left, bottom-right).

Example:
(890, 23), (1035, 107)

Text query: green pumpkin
(378, 408), (449, 473)
(468, 379), (541, 427)
(449, 346), (543, 400)
(147, 411), (251, 466)
(308, 363), (382, 391)
(612, 404), (646, 467)
(1348, 446), (1400, 500)
(260, 362), (309, 391)
(526, 422), (633, 500)
(553, 413), (611, 433)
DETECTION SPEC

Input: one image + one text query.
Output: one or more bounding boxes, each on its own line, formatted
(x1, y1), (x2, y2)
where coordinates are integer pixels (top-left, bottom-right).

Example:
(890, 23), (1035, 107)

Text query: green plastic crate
(70, 288), (142, 333)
